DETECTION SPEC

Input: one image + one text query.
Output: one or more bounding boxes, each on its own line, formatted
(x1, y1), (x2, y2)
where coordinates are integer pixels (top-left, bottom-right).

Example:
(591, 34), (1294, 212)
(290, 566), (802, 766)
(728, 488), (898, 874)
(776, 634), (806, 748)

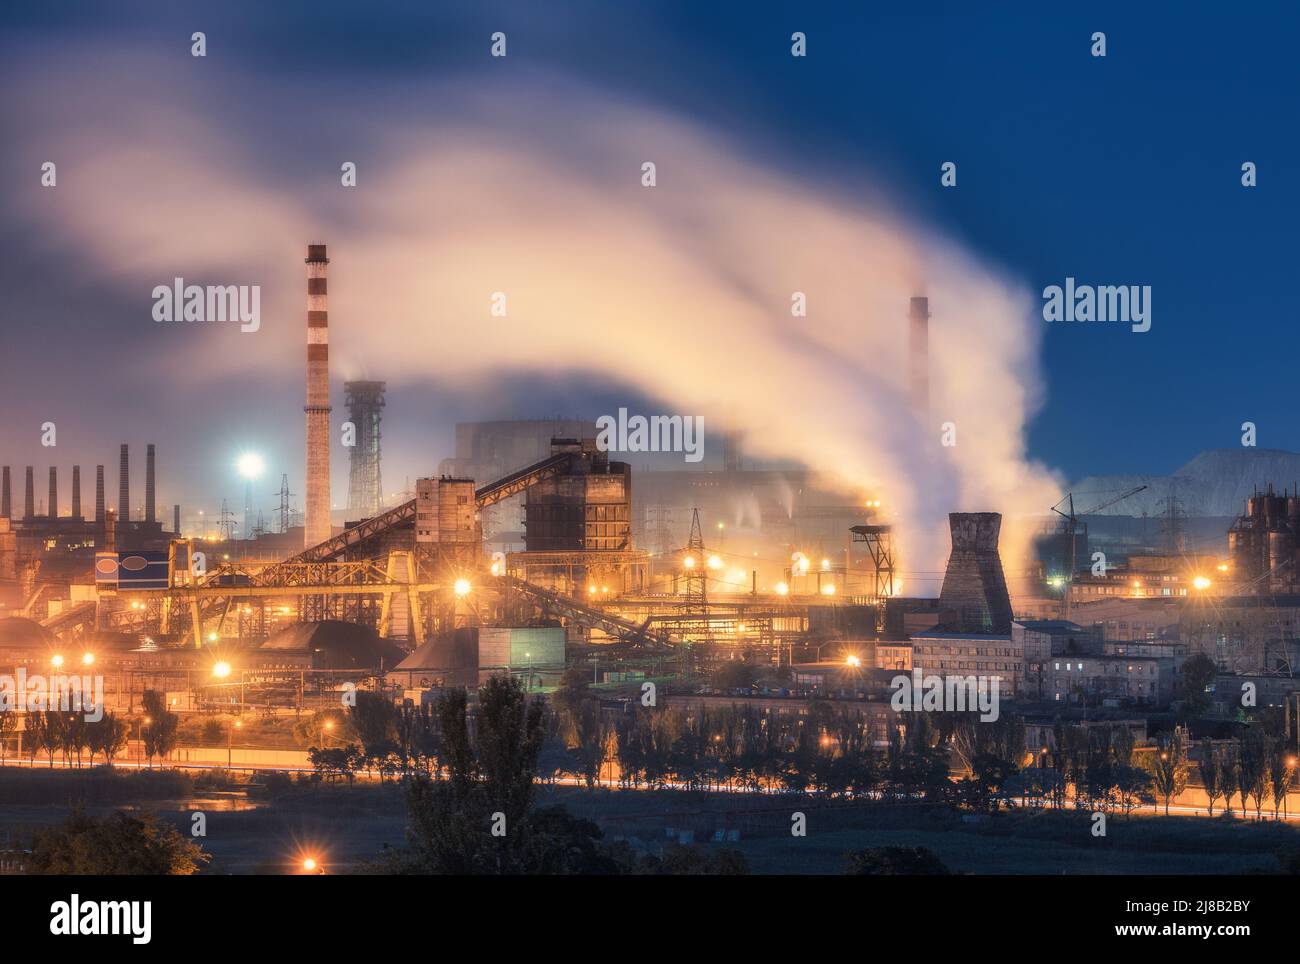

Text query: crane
(1050, 485), (1148, 619)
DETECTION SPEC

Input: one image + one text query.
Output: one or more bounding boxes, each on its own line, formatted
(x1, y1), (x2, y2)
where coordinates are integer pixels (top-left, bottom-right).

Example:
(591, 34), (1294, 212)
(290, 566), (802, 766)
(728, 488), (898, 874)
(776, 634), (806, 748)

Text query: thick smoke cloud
(6, 48), (1059, 591)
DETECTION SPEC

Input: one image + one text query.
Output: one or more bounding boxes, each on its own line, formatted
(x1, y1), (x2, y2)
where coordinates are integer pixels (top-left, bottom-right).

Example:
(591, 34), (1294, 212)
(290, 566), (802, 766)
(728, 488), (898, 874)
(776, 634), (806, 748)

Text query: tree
(845, 846), (950, 875)
(1270, 749), (1296, 820)
(1177, 653), (1218, 717)
(712, 660), (756, 693)
(87, 712), (128, 767)
(349, 690), (399, 775)
(141, 690), (178, 766)
(1199, 738), (1222, 816)
(1147, 730), (1188, 815)
(1219, 751), (1238, 816)
(399, 675), (546, 874)
(28, 806), (208, 875)
(0, 711), (16, 764)
(38, 711), (64, 768)
(308, 744), (363, 784)
(572, 698), (608, 789)
(1239, 727), (1273, 820)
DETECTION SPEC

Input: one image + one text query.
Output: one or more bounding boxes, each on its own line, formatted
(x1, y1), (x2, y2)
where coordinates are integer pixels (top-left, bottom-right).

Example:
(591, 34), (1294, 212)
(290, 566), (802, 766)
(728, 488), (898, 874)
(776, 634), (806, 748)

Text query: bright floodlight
(236, 452), (265, 479)
(846, 654), (862, 667)
(453, 578), (472, 597)
(51, 654), (64, 668)
(774, 582), (789, 596)
(212, 661), (232, 678)
(707, 555), (723, 570)
(302, 857), (317, 872)
(1192, 576), (1212, 591)
(81, 652), (95, 666)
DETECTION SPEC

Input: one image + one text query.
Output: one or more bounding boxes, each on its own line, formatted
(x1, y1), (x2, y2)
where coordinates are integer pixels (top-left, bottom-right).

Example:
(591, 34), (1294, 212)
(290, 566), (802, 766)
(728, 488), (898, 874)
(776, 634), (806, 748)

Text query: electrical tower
(647, 505), (673, 557)
(344, 380), (386, 518)
(276, 474), (295, 534)
(1158, 481), (1187, 553)
(685, 508), (707, 614)
(218, 499), (235, 541)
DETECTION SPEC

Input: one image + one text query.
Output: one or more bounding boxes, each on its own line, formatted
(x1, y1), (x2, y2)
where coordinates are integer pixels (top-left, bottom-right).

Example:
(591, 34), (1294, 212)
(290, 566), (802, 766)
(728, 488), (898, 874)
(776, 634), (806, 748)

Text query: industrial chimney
(909, 296), (930, 429)
(173, 503), (181, 535)
(72, 465), (81, 520)
(145, 443), (156, 524)
(118, 444), (129, 524)
(304, 243), (332, 547)
(1, 467), (9, 518)
(95, 465), (105, 525)
(24, 466), (34, 520)
(48, 467), (57, 519)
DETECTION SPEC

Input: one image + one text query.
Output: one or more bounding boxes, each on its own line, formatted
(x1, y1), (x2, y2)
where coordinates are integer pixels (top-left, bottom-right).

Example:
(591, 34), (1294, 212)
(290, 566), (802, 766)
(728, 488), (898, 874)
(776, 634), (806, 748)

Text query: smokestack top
(306, 243), (329, 264)
(909, 296), (930, 321)
(948, 511), (1003, 550)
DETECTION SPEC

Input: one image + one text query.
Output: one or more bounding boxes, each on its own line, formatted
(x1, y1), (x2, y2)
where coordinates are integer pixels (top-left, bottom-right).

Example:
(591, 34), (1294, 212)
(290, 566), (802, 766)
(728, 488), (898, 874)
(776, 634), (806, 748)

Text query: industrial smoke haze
(7, 53), (1060, 593)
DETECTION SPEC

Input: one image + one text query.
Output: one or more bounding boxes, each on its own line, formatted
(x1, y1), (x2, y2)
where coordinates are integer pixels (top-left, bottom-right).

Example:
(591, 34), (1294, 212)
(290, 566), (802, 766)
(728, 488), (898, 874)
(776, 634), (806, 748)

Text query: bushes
(0, 766), (193, 805)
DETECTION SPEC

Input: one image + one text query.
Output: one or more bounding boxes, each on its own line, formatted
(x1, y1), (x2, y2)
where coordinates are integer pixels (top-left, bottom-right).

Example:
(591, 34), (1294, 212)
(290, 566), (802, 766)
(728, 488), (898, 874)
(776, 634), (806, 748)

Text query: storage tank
(1270, 529), (1297, 592)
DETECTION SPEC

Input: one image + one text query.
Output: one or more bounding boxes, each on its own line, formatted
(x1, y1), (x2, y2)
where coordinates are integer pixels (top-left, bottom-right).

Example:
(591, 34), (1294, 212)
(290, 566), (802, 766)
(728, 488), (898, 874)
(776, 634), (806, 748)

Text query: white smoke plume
(6, 49), (1060, 593)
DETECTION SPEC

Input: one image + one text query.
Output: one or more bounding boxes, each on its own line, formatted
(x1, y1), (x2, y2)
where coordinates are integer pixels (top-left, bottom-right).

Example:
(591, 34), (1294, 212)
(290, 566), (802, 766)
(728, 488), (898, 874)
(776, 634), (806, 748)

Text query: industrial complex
(0, 244), (1295, 747)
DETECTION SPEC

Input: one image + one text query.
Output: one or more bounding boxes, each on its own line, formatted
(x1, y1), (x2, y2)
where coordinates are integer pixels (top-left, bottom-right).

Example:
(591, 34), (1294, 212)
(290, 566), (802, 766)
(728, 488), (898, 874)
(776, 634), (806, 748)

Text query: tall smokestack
(174, 503), (181, 535)
(304, 243), (332, 547)
(71, 465), (81, 519)
(48, 467), (57, 519)
(1, 467), (9, 518)
(118, 444), (129, 524)
(95, 465), (105, 525)
(145, 443), (156, 524)
(24, 467), (34, 520)
(909, 296), (930, 430)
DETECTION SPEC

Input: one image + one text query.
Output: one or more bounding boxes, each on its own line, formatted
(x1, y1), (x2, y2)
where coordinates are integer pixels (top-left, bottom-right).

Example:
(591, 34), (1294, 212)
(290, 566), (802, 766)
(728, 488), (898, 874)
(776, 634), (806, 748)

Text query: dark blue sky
(2, 0), (1296, 515)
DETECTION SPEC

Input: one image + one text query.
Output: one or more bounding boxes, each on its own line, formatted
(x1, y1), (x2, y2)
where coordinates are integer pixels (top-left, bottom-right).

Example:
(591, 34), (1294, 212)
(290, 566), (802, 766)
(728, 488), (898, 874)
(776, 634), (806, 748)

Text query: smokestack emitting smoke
(24, 467), (34, 521)
(145, 443), (156, 524)
(1, 467), (9, 518)
(909, 296), (930, 429)
(12, 73), (1062, 586)
(95, 465), (105, 525)
(72, 465), (81, 519)
(118, 444), (129, 523)
(48, 467), (57, 519)
(304, 243), (332, 547)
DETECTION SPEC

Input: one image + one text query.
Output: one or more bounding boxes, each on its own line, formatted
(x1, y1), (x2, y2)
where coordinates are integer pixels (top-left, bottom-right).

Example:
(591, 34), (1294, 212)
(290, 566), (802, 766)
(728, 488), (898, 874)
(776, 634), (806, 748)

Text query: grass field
(1, 768), (1296, 874)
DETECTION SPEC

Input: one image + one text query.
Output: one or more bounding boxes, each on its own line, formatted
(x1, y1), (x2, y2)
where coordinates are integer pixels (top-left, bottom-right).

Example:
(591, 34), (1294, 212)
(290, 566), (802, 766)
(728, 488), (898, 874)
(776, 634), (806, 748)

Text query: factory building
(524, 440), (631, 552)
(1228, 485), (1300, 594)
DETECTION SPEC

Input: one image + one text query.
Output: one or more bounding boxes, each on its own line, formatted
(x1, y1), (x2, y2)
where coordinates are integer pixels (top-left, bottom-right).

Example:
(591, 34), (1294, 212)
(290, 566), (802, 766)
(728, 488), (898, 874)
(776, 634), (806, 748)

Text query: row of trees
(9, 711), (130, 768)
(0, 689), (178, 768)
(304, 673), (1298, 822)
(1198, 730), (1296, 820)
(379, 674), (749, 874)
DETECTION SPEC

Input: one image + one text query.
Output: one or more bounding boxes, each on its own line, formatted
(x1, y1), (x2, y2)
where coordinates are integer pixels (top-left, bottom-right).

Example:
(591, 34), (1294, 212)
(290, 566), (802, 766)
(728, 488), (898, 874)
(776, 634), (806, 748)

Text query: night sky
(1, 1), (1296, 520)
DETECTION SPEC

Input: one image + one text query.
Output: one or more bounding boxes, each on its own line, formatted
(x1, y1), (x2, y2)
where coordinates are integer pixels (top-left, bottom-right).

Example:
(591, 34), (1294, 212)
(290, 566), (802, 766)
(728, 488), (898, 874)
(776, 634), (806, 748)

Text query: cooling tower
(938, 512), (1013, 634)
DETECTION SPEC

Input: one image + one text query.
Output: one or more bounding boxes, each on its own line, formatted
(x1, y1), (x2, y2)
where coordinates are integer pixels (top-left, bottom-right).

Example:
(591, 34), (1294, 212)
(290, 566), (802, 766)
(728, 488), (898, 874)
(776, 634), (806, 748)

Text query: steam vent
(938, 512), (1013, 634)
